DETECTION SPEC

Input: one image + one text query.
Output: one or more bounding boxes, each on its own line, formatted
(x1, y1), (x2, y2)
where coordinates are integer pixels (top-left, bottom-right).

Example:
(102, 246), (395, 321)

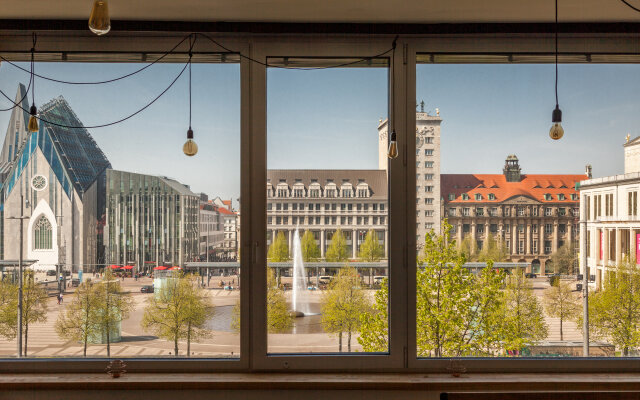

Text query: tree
(358, 230), (384, 262)
(580, 259), (640, 356)
(21, 272), (48, 356)
(0, 279), (18, 341)
(95, 268), (134, 357)
(500, 269), (548, 352)
(358, 277), (388, 352)
(478, 234), (508, 263)
(325, 229), (349, 262)
(268, 231), (289, 262)
(321, 266), (369, 352)
(457, 235), (477, 262)
(141, 274), (214, 356)
(550, 243), (577, 275)
(266, 268), (293, 333)
(55, 281), (102, 357)
(543, 280), (580, 341)
(416, 220), (505, 357)
(300, 230), (320, 262)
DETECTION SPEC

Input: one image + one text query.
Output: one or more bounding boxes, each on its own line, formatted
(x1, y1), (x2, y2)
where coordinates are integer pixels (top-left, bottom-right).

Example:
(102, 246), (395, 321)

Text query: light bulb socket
(29, 105), (37, 116)
(187, 128), (194, 139)
(390, 130), (397, 143)
(552, 106), (562, 123)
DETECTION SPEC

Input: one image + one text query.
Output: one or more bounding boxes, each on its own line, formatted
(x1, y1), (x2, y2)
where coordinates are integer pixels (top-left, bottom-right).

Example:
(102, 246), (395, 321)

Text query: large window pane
(266, 60), (389, 353)
(0, 59), (240, 358)
(414, 62), (640, 358)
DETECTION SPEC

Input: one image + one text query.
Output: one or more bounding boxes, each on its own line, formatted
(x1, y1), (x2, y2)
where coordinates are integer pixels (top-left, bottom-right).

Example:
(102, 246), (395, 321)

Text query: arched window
(34, 216), (52, 250)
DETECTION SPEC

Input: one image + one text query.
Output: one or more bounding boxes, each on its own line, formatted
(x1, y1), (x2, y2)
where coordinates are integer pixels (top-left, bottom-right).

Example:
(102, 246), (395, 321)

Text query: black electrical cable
(555, 0), (559, 108)
(195, 32), (394, 70)
(0, 32), (396, 131)
(620, 0), (640, 13)
(0, 60), (189, 129)
(0, 33), (193, 85)
(31, 33), (36, 107)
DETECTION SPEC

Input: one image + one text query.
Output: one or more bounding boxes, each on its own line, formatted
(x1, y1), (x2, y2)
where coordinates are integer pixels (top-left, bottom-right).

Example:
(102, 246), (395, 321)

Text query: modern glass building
(104, 170), (199, 272)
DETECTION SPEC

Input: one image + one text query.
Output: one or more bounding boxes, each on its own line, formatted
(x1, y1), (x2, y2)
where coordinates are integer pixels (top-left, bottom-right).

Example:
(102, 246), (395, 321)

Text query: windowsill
(2, 372), (640, 391)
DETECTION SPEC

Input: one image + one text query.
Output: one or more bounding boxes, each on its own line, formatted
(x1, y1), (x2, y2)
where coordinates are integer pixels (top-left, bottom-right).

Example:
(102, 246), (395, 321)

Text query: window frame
(0, 29), (639, 375)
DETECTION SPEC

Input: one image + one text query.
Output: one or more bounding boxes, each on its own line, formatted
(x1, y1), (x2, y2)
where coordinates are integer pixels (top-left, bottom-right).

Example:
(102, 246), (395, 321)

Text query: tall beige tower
(377, 105), (442, 241)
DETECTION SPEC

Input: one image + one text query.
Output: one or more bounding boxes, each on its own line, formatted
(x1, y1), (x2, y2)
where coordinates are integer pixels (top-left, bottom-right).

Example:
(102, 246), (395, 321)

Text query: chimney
(585, 164), (592, 179)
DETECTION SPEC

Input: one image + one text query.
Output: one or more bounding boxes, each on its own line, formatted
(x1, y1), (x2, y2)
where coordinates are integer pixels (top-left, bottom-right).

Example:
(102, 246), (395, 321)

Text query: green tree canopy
(321, 266), (369, 352)
(142, 274), (214, 356)
(579, 259), (640, 356)
(55, 281), (102, 357)
(457, 235), (477, 262)
(543, 280), (580, 341)
(300, 230), (320, 262)
(550, 243), (577, 275)
(21, 271), (48, 357)
(499, 269), (548, 351)
(95, 268), (134, 357)
(0, 279), (18, 341)
(478, 234), (508, 263)
(358, 230), (384, 262)
(358, 277), (388, 352)
(416, 220), (505, 357)
(325, 229), (349, 262)
(267, 268), (294, 333)
(268, 231), (290, 262)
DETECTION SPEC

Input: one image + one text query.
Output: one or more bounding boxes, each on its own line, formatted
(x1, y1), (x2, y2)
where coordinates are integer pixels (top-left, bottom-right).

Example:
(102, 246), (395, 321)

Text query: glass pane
(0, 59), (240, 358)
(266, 60), (389, 353)
(415, 62), (640, 358)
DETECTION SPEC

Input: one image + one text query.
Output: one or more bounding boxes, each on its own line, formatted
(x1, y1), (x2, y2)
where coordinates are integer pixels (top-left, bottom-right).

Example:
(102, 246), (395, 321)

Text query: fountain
(291, 226), (310, 317)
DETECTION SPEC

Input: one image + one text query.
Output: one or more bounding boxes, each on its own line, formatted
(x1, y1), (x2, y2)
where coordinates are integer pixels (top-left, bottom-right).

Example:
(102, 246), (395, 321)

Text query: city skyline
(1, 62), (637, 201)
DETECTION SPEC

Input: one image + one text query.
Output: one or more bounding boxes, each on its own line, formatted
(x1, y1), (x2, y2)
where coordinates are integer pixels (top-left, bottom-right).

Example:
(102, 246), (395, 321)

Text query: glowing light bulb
(183, 128), (198, 156)
(28, 105), (38, 133)
(387, 130), (398, 159)
(89, 0), (111, 36)
(549, 105), (563, 140)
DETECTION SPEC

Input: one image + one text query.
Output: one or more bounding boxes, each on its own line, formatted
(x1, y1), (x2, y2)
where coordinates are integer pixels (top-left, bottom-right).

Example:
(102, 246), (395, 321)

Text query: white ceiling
(2, 0), (640, 24)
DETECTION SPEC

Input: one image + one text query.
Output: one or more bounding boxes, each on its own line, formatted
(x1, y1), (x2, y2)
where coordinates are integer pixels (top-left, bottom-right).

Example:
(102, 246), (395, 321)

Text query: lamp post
(7, 195), (30, 357)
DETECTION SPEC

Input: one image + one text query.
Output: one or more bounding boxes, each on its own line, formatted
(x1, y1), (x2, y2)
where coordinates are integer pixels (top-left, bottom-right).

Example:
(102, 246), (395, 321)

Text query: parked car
(524, 273), (537, 279)
(373, 276), (387, 286)
(71, 279), (80, 287)
(141, 285), (154, 293)
(46, 270), (56, 276)
(318, 276), (332, 285)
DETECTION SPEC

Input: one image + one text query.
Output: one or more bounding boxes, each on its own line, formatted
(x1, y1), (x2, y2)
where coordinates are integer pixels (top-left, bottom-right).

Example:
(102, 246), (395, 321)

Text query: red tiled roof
(217, 206), (236, 215)
(222, 200), (232, 206)
(441, 174), (584, 204)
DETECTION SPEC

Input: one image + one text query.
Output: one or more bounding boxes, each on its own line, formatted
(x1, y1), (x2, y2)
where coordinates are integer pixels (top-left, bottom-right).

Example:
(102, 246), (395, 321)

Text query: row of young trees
(268, 229), (384, 262)
(459, 232), (577, 275)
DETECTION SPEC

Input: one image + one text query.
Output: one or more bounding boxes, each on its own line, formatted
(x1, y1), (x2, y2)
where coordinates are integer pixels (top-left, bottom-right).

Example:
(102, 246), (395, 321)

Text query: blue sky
(0, 61), (637, 200)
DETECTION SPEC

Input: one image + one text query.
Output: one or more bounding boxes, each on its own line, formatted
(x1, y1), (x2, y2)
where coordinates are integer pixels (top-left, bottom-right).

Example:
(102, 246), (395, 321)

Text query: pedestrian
(57, 294), (61, 305)
(60, 293), (64, 303)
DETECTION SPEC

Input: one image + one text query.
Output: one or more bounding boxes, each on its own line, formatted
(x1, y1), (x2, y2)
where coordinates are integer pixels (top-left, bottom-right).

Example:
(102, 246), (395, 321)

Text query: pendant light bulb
(387, 130), (398, 159)
(89, 0), (111, 35)
(183, 128), (198, 156)
(28, 105), (38, 133)
(549, 105), (564, 140)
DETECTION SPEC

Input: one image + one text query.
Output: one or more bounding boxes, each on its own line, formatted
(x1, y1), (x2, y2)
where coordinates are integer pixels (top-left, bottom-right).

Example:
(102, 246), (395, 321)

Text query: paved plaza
(0, 274), (588, 358)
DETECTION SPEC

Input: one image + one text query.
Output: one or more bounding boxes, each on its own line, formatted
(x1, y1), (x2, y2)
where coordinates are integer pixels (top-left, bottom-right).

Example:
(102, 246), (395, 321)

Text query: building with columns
(267, 170), (388, 260)
(442, 155), (583, 274)
(580, 135), (640, 289)
(379, 104), (442, 239)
